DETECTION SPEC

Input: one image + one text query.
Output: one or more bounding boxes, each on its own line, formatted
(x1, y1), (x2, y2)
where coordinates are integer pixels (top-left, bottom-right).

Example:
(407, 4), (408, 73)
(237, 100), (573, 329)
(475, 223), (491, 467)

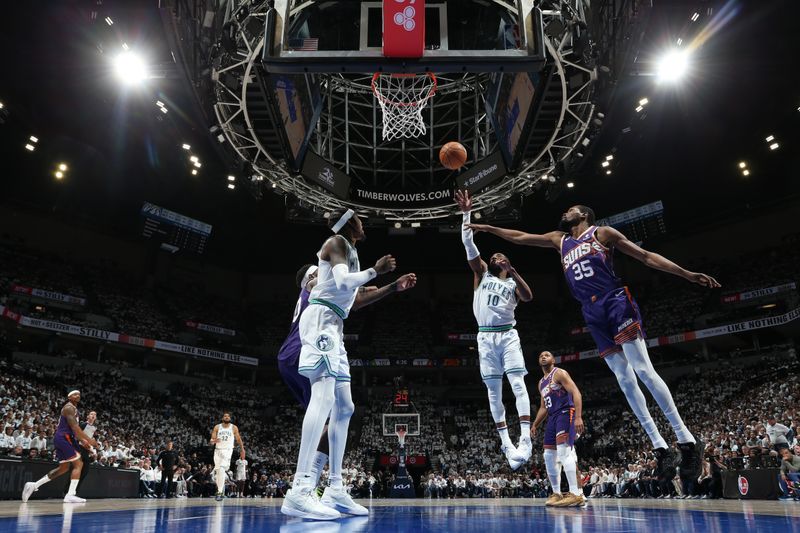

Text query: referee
(77, 411), (98, 492)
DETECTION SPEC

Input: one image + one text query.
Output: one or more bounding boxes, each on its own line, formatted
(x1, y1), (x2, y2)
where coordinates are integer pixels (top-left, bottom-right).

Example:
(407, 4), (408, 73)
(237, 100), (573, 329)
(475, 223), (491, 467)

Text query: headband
(301, 265), (318, 290)
(331, 209), (355, 234)
(68, 390), (81, 398)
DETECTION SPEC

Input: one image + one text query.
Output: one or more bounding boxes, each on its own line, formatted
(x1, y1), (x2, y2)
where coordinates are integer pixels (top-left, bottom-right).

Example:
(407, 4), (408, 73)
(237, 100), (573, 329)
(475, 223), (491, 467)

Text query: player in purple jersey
(467, 204), (720, 482)
(533, 351), (585, 507)
(22, 390), (98, 503)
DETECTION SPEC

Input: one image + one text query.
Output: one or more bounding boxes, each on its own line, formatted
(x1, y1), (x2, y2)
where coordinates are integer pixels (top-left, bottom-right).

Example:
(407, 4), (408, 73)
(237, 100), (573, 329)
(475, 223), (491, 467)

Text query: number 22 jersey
(560, 226), (622, 304)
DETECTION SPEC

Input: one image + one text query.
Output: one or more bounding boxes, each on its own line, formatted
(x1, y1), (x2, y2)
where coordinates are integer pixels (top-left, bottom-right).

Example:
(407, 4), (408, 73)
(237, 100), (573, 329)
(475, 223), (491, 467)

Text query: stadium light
(601, 161), (610, 168)
(55, 171), (64, 179)
(0, 101), (4, 109)
(122, 43), (130, 51)
(690, 12), (699, 22)
(190, 155), (199, 163)
(411, 222), (421, 228)
(105, 17), (114, 25)
(24, 144), (35, 152)
(58, 163), (68, 171)
(639, 98), (649, 106)
(474, 212), (482, 220)
(191, 169), (198, 176)
(566, 182), (575, 188)
(182, 144), (191, 150)
(113, 52), (148, 85)
(227, 175), (236, 182)
(605, 155), (614, 161)
(769, 142), (779, 150)
(29, 136), (39, 143)
(765, 135), (774, 142)
(742, 169), (750, 176)
(605, 170), (612, 175)
(738, 162), (747, 169)
(393, 222), (402, 229)
(193, 161), (202, 168)
(635, 105), (644, 113)
(227, 183), (235, 190)
(656, 49), (689, 83)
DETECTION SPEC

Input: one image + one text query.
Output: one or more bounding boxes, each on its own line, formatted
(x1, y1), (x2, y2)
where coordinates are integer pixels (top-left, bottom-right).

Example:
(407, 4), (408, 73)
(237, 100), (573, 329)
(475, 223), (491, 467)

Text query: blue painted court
(3, 499), (799, 533)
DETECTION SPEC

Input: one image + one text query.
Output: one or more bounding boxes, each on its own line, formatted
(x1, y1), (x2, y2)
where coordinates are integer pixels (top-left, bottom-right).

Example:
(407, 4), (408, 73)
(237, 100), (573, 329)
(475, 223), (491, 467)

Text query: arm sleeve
(331, 263), (377, 291)
(461, 212), (480, 261)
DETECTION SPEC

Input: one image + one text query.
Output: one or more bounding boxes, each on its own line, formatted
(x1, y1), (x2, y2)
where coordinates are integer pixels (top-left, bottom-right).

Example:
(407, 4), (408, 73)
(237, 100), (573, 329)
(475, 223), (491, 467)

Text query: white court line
(168, 515), (214, 521)
(586, 514), (647, 522)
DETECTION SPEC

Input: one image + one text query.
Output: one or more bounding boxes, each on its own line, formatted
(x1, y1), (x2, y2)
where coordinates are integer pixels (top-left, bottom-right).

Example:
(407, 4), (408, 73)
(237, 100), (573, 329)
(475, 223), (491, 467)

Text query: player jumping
(467, 201), (720, 481)
(281, 209), (417, 520)
(210, 412), (245, 501)
(533, 351), (585, 507)
(456, 190), (534, 469)
(22, 390), (98, 503)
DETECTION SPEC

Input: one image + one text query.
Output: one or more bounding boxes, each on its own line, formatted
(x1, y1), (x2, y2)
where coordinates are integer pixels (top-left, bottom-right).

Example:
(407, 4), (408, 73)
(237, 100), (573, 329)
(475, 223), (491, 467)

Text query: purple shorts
(581, 286), (645, 357)
(543, 408), (576, 447)
(278, 354), (311, 409)
(54, 433), (81, 463)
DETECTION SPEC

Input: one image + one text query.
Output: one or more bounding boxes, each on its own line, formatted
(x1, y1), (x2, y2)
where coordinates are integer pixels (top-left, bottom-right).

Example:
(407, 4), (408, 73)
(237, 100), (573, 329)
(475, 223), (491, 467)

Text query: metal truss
(210, 0), (597, 223)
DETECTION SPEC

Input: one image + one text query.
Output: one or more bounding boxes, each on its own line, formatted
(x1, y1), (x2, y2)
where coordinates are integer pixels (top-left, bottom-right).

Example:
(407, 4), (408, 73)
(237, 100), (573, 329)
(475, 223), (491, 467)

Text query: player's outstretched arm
(351, 273), (417, 311)
(531, 394), (548, 438)
(455, 190), (488, 283)
(234, 425), (245, 460)
(555, 369), (584, 434)
(465, 223), (562, 249)
(322, 235), (396, 291)
(598, 226), (721, 288)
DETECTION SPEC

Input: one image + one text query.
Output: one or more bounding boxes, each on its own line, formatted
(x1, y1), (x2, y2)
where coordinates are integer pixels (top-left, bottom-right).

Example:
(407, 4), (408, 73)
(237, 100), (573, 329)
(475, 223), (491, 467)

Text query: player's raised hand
(240, 450), (246, 461)
(395, 273), (417, 292)
(687, 272), (721, 289)
(374, 255), (397, 274)
(455, 189), (473, 212)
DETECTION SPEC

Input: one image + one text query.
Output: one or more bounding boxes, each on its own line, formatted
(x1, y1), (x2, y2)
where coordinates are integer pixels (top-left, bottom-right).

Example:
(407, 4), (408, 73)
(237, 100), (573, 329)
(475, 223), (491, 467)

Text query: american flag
(289, 38), (319, 51)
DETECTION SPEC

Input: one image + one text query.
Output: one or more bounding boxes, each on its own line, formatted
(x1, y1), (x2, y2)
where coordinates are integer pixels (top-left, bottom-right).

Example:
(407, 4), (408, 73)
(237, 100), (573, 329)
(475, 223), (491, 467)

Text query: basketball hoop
(395, 424), (408, 448)
(371, 73), (437, 141)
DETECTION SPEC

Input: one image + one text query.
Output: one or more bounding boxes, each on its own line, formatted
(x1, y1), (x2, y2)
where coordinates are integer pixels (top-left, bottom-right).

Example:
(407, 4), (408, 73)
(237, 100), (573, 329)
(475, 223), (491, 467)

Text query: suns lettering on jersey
(562, 241), (605, 270)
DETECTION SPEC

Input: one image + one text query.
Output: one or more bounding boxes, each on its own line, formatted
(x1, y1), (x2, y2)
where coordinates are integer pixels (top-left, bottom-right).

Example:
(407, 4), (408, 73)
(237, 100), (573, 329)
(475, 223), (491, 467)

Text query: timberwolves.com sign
(354, 188), (452, 205)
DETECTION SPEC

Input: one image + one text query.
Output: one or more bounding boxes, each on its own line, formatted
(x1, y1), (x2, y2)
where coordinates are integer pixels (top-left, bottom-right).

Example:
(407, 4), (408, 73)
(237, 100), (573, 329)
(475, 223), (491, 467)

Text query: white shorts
(477, 329), (527, 381)
(298, 304), (351, 382)
(236, 470), (247, 482)
(214, 448), (233, 469)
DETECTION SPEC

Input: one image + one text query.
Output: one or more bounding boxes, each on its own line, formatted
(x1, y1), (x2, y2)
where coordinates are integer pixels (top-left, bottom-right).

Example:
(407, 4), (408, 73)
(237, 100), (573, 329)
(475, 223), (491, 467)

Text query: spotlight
(742, 169), (750, 176)
(769, 143), (779, 151)
(160, 107), (168, 114)
(566, 182), (575, 188)
(24, 144), (35, 152)
(29, 136), (39, 143)
(690, 12), (699, 22)
(190, 156), (199, 163)
(0, 102), (4, 109)
(227, 175), (236, 182)
(738, 162), (746, 169)
(677, 38), (683, 46)
(193, 161), (202, 168)
(474, 212), (482, 220)
(105, 17), (114, 25)
(182, 144), (191, 150)
(410, 222), (421, 228)
(656, 50), (689, 83)
(638, 98), (649, 106)
(55, 171), (64, 179)
(605, 155), (614, 161)
(605, 170), (612, 175)
(227, 183), (235, 190)
(323, 212), (331, 219)
(58, 163), (68, 171)
(635, 105), (644, 113)
(122, 43), (130, 51)
(601, 161), (610, 168)
(393, 222), (402, 228)
(156, 101), (165, 108)
(191, 169), (198, 176)
(113, 52), (148, 85)
(765, 135), (774, 142)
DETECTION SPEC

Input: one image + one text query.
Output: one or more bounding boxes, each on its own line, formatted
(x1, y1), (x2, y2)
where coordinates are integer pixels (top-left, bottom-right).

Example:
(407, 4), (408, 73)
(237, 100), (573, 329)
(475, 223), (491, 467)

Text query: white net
(371, 73), (437, 141)
(396, 424), (408, 447)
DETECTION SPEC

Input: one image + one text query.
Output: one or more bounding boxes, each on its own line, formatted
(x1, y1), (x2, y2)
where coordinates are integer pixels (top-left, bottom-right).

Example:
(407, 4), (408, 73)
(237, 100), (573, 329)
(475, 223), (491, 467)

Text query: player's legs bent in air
(544, 408), (584, 507)
(586, 288), (702, 479)
(478, 330), (530, 469)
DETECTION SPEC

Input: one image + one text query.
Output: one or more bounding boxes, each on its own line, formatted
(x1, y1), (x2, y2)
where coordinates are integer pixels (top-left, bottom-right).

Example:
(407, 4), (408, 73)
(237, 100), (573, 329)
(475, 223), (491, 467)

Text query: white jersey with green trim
(308, 235), (361, 319)
(215, 424), (235, 450)
(473, 271), (518, 328)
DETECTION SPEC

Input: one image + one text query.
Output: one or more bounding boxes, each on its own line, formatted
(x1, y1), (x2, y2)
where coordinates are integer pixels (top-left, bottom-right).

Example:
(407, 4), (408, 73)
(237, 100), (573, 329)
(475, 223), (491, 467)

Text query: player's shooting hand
(455, 189), (473, 212)
(496, 259), (513, 274)
(688, 272), (721, 288)
(464, 223), (489, 234)
(374, 255), (397, 274)
(395, 273), (417, 292)
(575, 416), (584, 435)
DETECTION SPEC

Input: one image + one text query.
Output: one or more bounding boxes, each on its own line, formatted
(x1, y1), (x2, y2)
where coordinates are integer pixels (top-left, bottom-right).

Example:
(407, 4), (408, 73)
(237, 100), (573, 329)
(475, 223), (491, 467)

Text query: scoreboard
(140, 202), (212, 255)
(596, 201), (666, 242)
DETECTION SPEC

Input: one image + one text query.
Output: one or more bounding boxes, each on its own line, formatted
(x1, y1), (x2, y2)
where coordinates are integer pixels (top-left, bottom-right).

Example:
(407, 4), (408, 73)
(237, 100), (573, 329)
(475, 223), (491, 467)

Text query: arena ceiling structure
(163, 0), (647, 226)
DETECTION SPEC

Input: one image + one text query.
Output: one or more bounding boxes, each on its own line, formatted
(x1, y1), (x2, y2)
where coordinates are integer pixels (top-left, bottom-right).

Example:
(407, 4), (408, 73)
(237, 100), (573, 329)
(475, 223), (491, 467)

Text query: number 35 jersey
(560, 226), (622, 305)
(473, 271), (517, 329)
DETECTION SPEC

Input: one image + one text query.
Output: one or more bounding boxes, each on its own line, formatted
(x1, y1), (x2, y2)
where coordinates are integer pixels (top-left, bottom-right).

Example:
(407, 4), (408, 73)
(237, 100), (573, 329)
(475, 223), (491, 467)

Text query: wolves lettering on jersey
(216, 424), (234, 450)
(561, 226), (622, 304)
(473, 272), (517, 327)
(539, 368), (573, 415)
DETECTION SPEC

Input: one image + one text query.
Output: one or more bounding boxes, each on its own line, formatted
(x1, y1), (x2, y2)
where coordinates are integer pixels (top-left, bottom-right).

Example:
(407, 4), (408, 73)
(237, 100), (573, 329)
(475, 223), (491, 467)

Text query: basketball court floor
(2, 498), (799, 532)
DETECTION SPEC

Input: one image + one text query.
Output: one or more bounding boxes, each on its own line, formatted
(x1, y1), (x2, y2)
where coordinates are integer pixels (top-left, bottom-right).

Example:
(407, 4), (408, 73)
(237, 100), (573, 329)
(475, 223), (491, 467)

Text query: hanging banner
(184, 321), (236, 337)
(721, 282), (796, 304)
(0, 305), (258, 366)
(11, 284), (86, 306)
(383, 0), (425, 58)
(556, 307), (800, 363)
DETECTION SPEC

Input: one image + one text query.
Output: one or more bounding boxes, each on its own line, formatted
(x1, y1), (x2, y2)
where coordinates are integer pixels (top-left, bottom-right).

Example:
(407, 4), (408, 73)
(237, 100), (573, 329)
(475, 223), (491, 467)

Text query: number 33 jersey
(473, 271), (518, 329)
(560, 226), (622, 305)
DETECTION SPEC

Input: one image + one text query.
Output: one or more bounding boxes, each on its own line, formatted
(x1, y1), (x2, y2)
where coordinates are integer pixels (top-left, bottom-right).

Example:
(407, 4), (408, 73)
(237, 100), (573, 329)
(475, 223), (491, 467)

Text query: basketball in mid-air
(439, 141), (467, 170)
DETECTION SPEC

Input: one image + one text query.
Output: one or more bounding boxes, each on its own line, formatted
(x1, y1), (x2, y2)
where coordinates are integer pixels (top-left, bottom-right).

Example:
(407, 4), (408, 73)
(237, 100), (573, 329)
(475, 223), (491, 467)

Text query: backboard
(382, 413), (421, 437)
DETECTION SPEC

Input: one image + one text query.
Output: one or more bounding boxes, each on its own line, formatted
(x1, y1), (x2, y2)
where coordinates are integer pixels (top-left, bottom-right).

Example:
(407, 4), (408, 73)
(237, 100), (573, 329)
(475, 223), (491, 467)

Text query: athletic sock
(604, 352), (669, 449)
(497, 425), (514, 450)
(544, 449), (561, 495)
(34, 475), (50, 489)
(622, 338), (695, 444)
(310, 451), (329, 487)
(67, 479), (79, 497)
(558, 443), (580, 496)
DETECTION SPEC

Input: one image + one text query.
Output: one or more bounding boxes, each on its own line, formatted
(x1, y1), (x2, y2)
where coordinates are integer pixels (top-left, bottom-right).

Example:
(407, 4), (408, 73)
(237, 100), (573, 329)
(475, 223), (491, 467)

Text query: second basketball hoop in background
(439, 141), (467, 170)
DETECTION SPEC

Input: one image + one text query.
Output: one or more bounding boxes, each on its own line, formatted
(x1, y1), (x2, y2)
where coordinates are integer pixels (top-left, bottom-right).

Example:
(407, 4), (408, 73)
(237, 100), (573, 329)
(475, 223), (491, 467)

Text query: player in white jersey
(282, 209), (417, 521)
(456, 190), (534, 470)
(210, 412), (245, 501)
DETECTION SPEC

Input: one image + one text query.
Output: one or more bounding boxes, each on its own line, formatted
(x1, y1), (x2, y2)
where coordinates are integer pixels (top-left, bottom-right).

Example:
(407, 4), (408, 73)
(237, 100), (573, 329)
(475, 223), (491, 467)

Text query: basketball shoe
(320, 486), (369, 515)
(502, 444), (526, 471)
(678, 439), (704, 480)
(552, 492), (585, 507)
(545, 493), (563, 506)
(281, 486), (341, 520)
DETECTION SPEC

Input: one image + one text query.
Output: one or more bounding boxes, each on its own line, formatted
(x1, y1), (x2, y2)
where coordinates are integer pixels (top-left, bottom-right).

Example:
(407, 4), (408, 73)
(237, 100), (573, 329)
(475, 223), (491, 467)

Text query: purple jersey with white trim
(539, 368), (573, 416)
(277, 288), (310, 362)
(561, 226), (622, 305)
(55, 405), (78, 440)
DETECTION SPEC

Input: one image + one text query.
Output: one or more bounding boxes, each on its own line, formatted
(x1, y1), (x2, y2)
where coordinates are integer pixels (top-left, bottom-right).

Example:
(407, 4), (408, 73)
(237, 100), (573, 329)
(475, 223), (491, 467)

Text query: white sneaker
(63, 494), (86, 503)
(281, 487), (341, 520)
(518, 437), (533, 461)
(502, 445), (526, 471)
(320, 486), (368, 516)
(21, 482), (37, 503)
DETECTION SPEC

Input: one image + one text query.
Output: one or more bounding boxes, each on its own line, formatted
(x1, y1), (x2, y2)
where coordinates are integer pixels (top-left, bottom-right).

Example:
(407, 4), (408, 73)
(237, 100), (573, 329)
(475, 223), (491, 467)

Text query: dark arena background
(0, 0), (799, 531)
